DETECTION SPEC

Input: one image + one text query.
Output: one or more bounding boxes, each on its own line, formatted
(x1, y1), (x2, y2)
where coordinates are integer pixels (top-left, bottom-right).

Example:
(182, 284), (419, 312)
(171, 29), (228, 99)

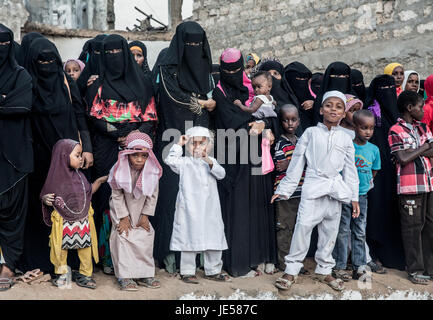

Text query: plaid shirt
(388, 118), (433, 194)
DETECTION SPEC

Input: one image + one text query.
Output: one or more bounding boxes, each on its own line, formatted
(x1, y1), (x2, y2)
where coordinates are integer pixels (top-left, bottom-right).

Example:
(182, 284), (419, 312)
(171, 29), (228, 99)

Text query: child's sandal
(205, 273), (232, 282)
(275, 274), (297, 290)
(51, 274), (68, 287)
(314, 274), (345, 291)
(332, 269), (351, 282)
(72, 271), (97, 289)
(136, 277), (161, 288)
(181, 275), (199, 284)
(119, 278), (138, 291)
(408, 273), (430, 285)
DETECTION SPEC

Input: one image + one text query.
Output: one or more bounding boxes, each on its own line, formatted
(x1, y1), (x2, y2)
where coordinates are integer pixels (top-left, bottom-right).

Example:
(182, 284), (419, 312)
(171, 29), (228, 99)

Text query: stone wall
(192, 0), (433, 83)
(0, 0), (29, 41)
(24, 0), (109, 31)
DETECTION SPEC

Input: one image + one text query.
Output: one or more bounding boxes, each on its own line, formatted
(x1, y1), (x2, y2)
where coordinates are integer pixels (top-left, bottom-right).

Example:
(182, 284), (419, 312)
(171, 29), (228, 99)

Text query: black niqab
(284, 61), (314, 103)
(211, 63), (220, 84)
(17, 32), (44, 67)
(351, 69), (367, 103)
(27, 38), (70, 114)
(0, 24), (33, 194)
(89, 34), (152, 106)
(76, 34), (107, 94)
(258, 60), (299, 110)
(219, 55), (249, 104)
(366, 74), (399, 124)
(313, 62), (353, 125)
(311, 72), (323, 96)
(160, 21), (212, 95)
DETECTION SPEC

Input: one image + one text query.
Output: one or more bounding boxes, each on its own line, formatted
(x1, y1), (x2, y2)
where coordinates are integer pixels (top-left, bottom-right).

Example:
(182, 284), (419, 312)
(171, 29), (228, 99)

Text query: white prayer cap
(185, 126), (211, 138)
(322, 90), (347, 107)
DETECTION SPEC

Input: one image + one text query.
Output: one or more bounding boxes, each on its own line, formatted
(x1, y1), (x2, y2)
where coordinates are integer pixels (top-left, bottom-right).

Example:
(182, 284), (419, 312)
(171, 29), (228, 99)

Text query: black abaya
(0, 24), (33, 272)
(365, 75), (405, 270)
(152, 22), (213, 271)
(18, 37), (91, 273)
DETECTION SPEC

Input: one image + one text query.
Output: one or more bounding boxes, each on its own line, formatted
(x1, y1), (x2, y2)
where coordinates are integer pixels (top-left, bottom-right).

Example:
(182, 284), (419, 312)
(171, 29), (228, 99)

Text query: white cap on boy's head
(185, 126), (211, 138)
(322, 90), (347, 107)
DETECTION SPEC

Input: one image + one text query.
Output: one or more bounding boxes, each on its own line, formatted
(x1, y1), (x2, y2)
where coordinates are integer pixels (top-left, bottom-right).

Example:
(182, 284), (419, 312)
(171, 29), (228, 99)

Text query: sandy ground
(1, 258), (433, 300)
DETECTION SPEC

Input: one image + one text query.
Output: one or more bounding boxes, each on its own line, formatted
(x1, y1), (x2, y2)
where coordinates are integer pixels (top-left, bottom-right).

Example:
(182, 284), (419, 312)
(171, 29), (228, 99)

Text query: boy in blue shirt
(332, 110), (381, 280)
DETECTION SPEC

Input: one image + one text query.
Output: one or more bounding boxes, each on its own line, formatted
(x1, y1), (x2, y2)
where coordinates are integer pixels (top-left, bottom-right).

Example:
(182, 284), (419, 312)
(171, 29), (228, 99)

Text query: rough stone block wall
(192, 0), (433, 83)
(0, 0), (29, 41)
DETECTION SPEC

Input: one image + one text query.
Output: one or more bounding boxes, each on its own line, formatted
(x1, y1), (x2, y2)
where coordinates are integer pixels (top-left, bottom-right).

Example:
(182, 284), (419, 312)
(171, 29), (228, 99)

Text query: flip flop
(0, 277), (15, 291)
(181, 275), (199, 284)
(15, 269), (44, 284)
(314, 274), (345, 291)
(136, 277), (161, 288)
(205, 273), (232, 282)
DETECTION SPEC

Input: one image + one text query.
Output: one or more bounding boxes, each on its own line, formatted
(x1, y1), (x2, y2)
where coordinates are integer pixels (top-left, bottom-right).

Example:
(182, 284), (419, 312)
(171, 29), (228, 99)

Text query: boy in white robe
(272, 91), (359, 291)
(164, 126), (231, 284)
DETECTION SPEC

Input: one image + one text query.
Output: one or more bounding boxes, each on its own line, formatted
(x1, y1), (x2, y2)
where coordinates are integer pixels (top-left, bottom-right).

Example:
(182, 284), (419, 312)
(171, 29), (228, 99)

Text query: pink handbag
(261, 138), (274, 175)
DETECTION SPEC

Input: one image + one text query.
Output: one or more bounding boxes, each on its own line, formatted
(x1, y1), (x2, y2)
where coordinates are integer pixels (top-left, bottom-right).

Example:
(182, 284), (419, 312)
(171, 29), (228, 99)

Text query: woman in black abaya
(257, 58), (300, 137)
(312, 61), (353, 125)
(351, 69), (367, 104)
(76, 34), (107, 96)
(0, 24), (33, 290)
(84, 34), (157, 274)
(16, 32), (44, 67)
(18, 37), (93, 273)
(365, 75), (405, 270)
(152, 21), (216, 273)
(213, 48), (277, 277)
(284, 61), (316, 130)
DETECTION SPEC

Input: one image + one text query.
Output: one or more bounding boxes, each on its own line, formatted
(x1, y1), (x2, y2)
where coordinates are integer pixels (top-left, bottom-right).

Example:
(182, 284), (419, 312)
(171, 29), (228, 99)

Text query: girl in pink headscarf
(107, 131), (162, 291)
(64, 59), (85, 81)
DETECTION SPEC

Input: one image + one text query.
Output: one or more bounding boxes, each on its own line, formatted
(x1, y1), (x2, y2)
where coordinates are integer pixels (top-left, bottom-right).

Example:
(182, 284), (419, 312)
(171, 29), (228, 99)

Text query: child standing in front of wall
(272, 91), (359, 292)
(165, 126), (231, 284)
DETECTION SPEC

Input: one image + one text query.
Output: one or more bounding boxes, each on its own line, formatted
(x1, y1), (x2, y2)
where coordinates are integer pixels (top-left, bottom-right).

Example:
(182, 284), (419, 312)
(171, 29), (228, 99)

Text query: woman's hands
(248, 121), (266, 135)
(82, 152), (94, 169)
(87, 75), (99, 87)
(198, 98), (216, 112)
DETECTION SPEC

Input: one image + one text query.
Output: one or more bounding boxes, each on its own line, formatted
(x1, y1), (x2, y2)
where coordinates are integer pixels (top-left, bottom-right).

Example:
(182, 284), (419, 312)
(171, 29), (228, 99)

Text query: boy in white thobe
(272, 91), (359, 291)
(164, 126), (231, 284)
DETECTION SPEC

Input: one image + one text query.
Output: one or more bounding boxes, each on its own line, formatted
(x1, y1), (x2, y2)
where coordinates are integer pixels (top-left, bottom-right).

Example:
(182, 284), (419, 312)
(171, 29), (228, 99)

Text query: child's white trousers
(180, 250), (223, 276)
(284, 195), (342, 276)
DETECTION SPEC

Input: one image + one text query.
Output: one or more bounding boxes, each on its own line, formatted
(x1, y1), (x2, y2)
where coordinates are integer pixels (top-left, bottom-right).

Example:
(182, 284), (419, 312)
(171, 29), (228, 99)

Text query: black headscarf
(78, 39), (91, 63)
(151, 47), (168, 84)
(419, 79), (425, 98)
(284, 61), (314, 103)
(313, 62), (353, 125)
(311, 72), (323, 96)
(128, 40), (151, 74)
(0, 24), (33, 194)
(365, 74), (399, 127)
(257, 59), (299, 110)
(351, 69), (367, 103)
(86, 34), (153, 107)
(219, 53), (249, 104)
(26, 37), (71, 114)
(16, 32), (44, 67)
(76, 34), (107, 94)
(211, 63), (220, 84)
(160, 21), (212, 95)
